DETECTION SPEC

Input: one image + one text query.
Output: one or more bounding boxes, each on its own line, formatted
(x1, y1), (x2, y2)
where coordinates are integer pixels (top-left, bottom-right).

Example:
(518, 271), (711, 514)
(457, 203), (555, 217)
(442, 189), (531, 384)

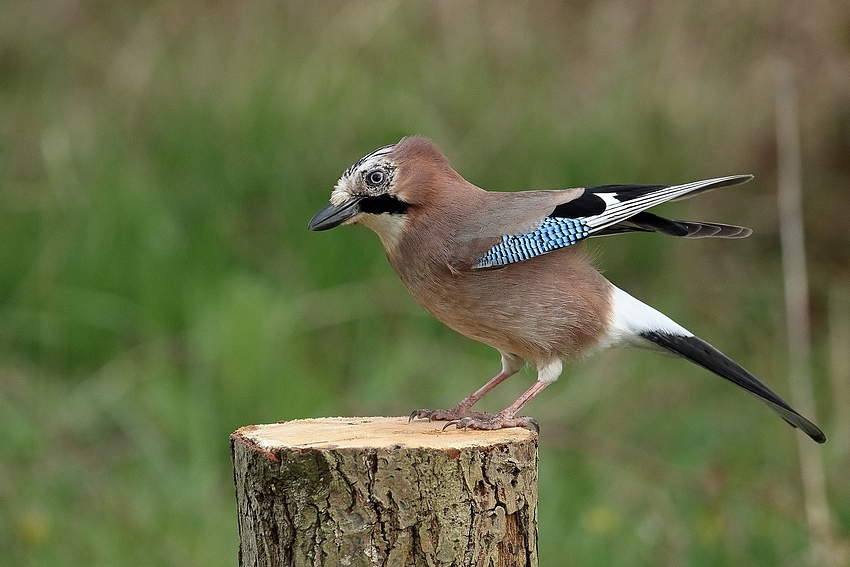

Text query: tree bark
(231, 417), (538, 567)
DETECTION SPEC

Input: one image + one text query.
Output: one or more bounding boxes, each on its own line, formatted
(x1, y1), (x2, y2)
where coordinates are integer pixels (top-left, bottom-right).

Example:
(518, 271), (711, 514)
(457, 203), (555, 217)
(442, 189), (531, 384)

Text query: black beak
(308, 198), (363, 231)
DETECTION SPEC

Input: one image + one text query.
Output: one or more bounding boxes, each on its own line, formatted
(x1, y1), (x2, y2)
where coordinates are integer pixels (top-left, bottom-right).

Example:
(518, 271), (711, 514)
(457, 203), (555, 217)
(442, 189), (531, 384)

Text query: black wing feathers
(550, 184), (667, 220)
(603, 211), (691, 237)
(549, 183), (752, 239)
(550, 193), (606, 218)
(594, 212), (752, 238)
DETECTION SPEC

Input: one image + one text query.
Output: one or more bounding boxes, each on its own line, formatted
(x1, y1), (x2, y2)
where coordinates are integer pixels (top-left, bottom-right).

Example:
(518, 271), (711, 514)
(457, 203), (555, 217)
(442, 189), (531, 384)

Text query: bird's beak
(308, 198), (362, 231)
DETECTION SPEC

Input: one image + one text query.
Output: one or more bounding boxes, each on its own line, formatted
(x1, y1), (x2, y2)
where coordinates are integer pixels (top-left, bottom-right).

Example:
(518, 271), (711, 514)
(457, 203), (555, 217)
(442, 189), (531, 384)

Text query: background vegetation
(1, 1), (849, 565)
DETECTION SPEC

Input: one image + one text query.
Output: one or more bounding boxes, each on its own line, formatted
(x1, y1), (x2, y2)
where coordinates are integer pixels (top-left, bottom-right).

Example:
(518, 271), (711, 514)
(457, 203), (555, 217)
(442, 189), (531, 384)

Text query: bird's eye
(366, 169), (385, 187)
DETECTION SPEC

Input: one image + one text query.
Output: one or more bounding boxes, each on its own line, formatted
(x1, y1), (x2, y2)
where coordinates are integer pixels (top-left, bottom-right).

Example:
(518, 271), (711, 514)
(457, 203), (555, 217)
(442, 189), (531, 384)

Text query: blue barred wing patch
(475, 217), (590, 268)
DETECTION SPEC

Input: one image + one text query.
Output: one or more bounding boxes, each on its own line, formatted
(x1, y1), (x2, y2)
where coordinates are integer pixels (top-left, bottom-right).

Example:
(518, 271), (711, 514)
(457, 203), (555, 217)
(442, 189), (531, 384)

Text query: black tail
(640, 330), (826, 444)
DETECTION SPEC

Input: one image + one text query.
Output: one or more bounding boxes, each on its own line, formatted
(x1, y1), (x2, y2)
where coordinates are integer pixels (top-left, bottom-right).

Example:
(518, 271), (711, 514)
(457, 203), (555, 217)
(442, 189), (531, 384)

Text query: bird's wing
(447, 188), (584, 270)
(461, 175), (752, 269)
(593, 212), (752, 239)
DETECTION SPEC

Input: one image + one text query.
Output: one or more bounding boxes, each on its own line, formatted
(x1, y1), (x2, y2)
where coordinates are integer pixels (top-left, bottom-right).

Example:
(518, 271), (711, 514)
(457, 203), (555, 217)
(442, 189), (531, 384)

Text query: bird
(308, 136), (826, 443)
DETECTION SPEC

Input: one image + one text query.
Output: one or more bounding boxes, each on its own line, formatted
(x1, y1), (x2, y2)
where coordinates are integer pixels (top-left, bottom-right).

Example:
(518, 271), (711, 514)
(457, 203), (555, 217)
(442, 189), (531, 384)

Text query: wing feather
(456, 175), (753, 270)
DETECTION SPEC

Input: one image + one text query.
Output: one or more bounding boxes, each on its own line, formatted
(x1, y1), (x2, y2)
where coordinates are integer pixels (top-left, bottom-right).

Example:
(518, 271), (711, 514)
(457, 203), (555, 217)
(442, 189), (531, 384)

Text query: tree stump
(231, 417), (538, 567)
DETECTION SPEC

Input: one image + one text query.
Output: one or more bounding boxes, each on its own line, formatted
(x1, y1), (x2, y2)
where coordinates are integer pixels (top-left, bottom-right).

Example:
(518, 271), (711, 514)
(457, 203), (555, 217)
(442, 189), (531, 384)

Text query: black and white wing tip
(669, 174), (754, 201)
(594, 213), (752, 239)
(576, 174), (754, 239)
(580, 174), (754, 234)
(472, 174), (755, 268)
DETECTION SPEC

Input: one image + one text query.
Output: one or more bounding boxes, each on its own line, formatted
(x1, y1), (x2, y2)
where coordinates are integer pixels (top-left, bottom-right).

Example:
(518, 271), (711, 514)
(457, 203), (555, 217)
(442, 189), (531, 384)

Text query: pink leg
(409, 353), (524, 422)
(500, 380), (551, 416)
(449, 359), (563, 431)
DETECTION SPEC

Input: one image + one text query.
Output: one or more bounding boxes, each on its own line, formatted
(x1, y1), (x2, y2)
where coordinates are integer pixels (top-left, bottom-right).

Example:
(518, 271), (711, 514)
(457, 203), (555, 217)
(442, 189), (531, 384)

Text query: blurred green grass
(1, 1), (849, 566)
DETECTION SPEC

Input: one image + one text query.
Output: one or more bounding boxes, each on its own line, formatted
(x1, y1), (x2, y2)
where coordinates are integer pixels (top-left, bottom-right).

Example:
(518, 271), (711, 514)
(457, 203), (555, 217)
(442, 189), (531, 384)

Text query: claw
(410, 408), (538, 431)
(409, 409), (437, 422)
(437, 414), (540, 431)
(409, 410), (425, 423)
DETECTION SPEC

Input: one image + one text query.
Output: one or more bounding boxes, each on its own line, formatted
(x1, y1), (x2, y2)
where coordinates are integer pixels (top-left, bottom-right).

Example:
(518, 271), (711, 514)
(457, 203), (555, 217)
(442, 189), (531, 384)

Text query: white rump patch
(605, 285), (692, 348)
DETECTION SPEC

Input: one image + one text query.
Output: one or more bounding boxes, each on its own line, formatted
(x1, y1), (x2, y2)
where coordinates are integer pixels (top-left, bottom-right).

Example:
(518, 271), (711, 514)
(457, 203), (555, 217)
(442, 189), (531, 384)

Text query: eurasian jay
(308, 136), (826, 443)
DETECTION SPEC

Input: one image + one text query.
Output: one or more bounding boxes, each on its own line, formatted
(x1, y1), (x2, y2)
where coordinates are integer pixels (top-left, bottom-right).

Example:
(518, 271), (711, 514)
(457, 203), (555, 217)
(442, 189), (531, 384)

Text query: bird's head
(308, 136), (458, 248)
(308, 142), (403, 231)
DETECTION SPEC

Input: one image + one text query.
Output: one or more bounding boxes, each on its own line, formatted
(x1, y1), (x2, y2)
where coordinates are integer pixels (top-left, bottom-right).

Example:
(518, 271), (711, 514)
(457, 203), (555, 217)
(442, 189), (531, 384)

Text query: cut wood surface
(231, 416), (538, 567)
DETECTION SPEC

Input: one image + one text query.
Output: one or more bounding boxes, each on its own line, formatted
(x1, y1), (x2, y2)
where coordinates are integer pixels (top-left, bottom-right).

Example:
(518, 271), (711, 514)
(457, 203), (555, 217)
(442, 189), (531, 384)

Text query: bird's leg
(449, 359), (562, 431)
(409, 369), (513, 422)
(409, 353), (524, 423)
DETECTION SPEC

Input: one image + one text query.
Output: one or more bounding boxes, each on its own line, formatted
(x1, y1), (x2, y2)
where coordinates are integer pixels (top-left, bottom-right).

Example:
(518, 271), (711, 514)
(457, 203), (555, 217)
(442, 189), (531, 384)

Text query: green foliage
(1, 2), (848, 566)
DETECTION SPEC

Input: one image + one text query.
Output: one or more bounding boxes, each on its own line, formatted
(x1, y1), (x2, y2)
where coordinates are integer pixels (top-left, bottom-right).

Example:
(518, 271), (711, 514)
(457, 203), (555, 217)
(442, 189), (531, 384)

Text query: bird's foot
(445, 412), (539, 432)
(409, 407), (488, 423)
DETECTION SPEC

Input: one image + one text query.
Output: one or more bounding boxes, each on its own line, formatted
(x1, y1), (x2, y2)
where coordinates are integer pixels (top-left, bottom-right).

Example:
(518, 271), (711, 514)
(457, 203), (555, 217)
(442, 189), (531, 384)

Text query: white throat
(359, 213), (408, 252)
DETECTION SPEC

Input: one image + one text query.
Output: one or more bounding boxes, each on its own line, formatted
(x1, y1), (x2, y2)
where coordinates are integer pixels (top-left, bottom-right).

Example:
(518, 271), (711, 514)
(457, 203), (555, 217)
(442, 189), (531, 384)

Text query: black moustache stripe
(359, 194), (410, 215)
